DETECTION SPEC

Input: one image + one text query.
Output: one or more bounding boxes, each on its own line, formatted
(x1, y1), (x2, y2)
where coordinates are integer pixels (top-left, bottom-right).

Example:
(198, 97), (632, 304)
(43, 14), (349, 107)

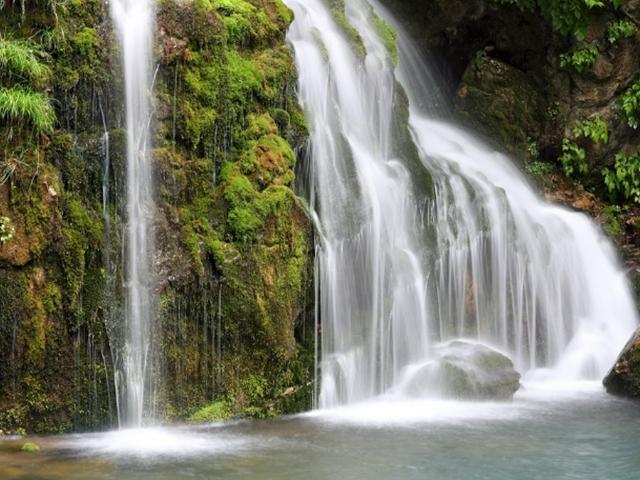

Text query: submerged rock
(400, 341), (521, 400)
(604, 329), (640, 399)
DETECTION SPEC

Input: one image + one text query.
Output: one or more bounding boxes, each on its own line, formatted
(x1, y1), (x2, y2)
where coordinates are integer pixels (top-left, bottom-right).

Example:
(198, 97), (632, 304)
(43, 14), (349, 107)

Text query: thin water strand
(109, 0), (156, 427)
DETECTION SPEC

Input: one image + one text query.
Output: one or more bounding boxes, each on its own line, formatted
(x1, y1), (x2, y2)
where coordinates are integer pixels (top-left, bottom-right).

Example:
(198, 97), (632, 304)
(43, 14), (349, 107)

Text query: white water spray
(110, 0), (155, 426)
(285, 0), (638, 408)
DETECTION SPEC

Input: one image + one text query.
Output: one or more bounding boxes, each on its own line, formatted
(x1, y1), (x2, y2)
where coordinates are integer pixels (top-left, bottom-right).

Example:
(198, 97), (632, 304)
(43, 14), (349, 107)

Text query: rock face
(455, 55), (548, 160)
(604, 329), (640, 398)
(401, 341), (521, 400)
(393, 0), (640, 298)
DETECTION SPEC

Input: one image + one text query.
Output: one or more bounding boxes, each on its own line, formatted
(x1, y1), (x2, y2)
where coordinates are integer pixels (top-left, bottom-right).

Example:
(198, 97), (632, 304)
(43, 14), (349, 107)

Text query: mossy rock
(604, 328), (640, 399)
(401, 341), (521, 400)
(455, 55), (548, 162)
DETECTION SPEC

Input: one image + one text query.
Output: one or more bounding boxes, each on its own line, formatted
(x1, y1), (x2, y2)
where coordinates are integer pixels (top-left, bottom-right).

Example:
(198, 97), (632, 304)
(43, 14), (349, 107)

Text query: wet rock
(455, 56), (547, 161)
(604, 329), (640, 399)
(401, 341), (521, 400)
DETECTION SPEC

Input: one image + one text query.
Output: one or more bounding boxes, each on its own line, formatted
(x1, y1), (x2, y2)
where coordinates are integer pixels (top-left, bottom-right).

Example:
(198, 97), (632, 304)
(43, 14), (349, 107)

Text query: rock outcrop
(604, 329), (640, 398)
(400, 341), (521, 400)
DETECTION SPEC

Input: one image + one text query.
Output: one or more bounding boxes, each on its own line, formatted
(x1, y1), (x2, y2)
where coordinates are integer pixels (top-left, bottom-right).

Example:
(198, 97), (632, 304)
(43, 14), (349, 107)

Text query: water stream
(1, 389), (639, 479)
(109, 0), (156, 427)
(286, 0), (638, 408)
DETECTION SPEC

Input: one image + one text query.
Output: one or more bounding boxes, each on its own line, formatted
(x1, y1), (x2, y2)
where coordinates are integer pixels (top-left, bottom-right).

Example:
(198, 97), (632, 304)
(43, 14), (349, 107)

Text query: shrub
(620, 79), (640, 129)
(603, 151), (640, 204)
(607, 19), (638, 44)
(493, 0), (624, 39)
(560, 43), (599, 72)
(559, 117), (609, 177)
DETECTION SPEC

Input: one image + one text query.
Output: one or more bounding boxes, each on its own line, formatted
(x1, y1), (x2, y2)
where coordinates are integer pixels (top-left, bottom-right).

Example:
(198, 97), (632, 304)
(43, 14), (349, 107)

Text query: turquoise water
(1, 388), (639, 479)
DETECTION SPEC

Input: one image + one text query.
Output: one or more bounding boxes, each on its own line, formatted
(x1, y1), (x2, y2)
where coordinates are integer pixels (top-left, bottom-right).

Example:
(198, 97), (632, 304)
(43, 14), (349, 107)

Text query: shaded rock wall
(392, 0), (640, 295)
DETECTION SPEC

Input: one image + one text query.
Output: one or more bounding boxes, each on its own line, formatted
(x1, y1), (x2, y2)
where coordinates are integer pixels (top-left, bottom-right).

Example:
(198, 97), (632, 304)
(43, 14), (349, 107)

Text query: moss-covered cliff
(0, 0), (314, 434)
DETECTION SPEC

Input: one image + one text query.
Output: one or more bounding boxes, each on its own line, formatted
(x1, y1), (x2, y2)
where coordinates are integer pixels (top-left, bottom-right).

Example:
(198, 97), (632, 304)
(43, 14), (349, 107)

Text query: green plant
(372, 12), (398, 64)
(188, 401), (230, 423)
(329, 0), (366, 58)
(560, 43), (599, 72)
(559, 117), (609, 177)
(601, 205), (623, 238)
(493, 0), (624, 39)
(526, 161), (554, 178)
(603, 151), (640, 204)
(527, 138), (540, 158)
(0, 38), (50, 86)
(559, 139), (587, 176)
(546, 101), (560, 120)
(0, 216), (15, 243)
(620, 79), (640, 129)
(607, 19), (638, 43)
(0, 87), (55, 134)
(573, 116), (609, 143)
(475, 49), (489, 66)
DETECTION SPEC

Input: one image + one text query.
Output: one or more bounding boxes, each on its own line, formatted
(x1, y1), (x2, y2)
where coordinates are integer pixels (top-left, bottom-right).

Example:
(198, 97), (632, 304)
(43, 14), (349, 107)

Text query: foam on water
(61, 427), (255, 459)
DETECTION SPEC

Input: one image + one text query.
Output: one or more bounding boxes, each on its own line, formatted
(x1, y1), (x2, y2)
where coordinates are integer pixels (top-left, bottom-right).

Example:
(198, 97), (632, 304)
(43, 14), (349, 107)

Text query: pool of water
(2, 385), (639, 480)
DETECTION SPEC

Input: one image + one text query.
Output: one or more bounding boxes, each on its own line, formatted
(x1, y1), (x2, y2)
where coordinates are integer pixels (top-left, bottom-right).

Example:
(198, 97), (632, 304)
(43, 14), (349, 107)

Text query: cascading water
(110, 0), (155, 426)
(285, 0), (639, 408)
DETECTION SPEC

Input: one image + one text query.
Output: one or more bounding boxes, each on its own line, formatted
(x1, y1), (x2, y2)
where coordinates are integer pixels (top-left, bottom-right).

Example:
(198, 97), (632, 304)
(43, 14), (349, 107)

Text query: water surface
(2, 387), (638, 480)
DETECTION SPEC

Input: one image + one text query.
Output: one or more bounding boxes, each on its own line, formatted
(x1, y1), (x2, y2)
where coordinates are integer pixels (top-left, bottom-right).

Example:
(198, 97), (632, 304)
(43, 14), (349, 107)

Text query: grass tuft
(0, 38), (50, 85)
(0, 87), (55, 134)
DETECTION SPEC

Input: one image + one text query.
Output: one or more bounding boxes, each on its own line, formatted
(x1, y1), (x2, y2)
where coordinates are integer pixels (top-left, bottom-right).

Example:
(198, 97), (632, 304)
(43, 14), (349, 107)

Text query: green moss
(71, 27), (100, 64)
(372, 12), (398, 64)
(329, 0), (366, 58)
(226, 49), (263, 101)
(62, 195), (103, 319)
(188, 400), (231, 423)
(247, 113), (278, 139)
(20, 442), (40, 453)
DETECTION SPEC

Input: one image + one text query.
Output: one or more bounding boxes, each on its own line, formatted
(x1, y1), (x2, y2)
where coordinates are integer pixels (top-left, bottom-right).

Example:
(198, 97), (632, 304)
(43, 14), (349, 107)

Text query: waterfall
(285, 0), (639, 408)
(110, 0), (155, 426)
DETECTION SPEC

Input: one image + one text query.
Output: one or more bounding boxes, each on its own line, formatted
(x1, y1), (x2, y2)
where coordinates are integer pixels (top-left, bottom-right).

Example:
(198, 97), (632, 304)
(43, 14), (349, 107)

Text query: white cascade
(285, 0), (639, 407)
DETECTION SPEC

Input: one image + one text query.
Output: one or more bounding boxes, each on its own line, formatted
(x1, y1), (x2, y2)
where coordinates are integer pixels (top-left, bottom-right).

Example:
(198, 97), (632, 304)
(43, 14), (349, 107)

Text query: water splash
(285, 0), (638, 408)
(109, 0), (156, 427)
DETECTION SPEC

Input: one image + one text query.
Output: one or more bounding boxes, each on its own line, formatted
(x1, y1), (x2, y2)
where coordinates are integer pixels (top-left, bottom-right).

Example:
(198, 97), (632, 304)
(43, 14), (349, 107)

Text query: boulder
(454, 56), (548, 162)
(400, 341), (521, 400)
(604, 329), (640, 399)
